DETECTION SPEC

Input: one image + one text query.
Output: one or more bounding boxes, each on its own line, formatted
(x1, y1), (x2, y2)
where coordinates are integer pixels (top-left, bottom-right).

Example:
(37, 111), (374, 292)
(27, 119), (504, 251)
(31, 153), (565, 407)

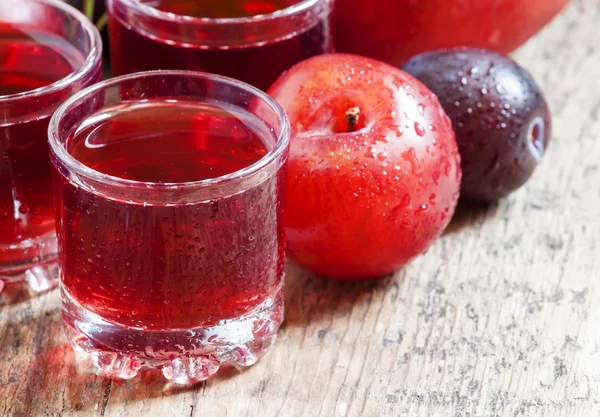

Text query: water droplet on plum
(403, 48), (551, 201)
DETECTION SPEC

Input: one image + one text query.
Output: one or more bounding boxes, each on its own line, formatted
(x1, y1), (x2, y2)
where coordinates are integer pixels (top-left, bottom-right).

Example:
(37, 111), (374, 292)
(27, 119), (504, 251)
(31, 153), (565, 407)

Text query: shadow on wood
(282, 261), (393, 331)
(444, 200), (496, 235)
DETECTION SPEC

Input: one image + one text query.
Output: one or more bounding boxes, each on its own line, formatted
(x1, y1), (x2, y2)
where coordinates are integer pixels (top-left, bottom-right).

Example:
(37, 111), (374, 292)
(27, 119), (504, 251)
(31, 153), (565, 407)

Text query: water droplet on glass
(144, 346), (155, 358)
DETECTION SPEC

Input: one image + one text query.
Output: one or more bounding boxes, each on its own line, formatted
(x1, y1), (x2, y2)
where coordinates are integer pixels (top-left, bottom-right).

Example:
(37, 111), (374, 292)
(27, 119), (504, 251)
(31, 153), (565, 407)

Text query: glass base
(0, 232), (59, 293)
(62, 284), (284, 384)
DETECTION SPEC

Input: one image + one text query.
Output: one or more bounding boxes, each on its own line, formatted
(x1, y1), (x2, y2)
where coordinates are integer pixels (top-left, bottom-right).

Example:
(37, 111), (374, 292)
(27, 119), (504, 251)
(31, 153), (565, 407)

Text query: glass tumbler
(49, 71), (290, 384)
(106, 0), (334, 90)
(0, 0), (102, 292)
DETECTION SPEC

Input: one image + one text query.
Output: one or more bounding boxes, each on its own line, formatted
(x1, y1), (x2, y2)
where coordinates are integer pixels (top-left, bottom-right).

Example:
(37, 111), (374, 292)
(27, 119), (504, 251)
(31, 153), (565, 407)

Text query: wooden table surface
(2, 1), (599, 416)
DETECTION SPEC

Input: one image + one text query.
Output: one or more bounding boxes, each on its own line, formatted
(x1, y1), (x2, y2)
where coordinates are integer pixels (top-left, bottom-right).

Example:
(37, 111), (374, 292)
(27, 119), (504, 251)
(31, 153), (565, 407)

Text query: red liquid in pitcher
(0, 24), (84, 260)
(56, 101), (286, 330)
(108, 0), (332, 90)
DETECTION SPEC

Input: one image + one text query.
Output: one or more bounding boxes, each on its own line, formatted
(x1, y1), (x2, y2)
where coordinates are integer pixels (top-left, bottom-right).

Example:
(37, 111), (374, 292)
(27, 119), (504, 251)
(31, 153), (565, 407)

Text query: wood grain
(1, 1), (599, 415)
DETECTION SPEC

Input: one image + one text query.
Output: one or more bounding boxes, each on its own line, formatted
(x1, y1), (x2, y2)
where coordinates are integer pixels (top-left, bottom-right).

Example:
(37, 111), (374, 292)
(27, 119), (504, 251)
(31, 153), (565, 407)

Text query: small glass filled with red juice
(106, 0), (333, 90)
(0, 0), (102, 292)
(49, 71), (290, 384)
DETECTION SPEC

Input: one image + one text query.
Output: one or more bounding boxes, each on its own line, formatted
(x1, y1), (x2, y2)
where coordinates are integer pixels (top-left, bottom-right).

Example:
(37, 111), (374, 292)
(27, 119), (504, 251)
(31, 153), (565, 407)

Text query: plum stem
(345, 107), (360, 132)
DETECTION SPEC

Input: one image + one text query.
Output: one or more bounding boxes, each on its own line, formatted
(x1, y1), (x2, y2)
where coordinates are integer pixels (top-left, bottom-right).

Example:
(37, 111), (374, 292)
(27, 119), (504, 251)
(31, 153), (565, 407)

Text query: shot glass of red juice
(106, 0), (333, 90)
(49, 71), (290, 384)
(0, 0), (102, 292)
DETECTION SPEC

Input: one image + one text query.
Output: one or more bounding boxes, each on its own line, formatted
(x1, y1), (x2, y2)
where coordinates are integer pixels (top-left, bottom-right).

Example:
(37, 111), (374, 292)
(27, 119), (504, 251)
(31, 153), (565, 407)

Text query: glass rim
(48, 70), (291, 192)
(114, 0), (323, 25)
(0, 0), (103, 103)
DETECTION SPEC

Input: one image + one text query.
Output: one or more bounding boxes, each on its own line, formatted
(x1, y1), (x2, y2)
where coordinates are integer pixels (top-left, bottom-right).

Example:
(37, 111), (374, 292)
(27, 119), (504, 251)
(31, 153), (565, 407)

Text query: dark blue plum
(404, 48), (551, 201)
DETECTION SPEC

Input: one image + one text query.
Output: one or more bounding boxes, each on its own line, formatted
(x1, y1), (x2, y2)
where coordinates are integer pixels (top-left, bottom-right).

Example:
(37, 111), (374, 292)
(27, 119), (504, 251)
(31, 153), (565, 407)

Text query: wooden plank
(1, 0), (599, 415)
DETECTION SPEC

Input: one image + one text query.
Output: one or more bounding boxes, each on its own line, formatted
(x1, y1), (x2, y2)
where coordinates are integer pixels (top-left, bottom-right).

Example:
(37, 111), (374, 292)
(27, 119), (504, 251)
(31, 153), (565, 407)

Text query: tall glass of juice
(106, 0), (333, 90)
(0, 0), (102, 292)
(49, 71), (290, 384)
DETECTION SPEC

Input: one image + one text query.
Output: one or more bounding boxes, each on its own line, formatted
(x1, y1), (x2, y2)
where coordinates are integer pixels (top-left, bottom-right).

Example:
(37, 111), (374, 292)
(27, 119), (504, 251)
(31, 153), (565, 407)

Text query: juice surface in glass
(144, 0), (297, 18)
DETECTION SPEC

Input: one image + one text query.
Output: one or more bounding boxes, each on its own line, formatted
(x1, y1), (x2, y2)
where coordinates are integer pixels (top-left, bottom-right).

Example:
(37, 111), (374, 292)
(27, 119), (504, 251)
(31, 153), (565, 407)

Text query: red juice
(51, 71), (289, 383)
(106, 0), (333, 90)
(56, 101), (285, 330)
(0, 24), (85, 266)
